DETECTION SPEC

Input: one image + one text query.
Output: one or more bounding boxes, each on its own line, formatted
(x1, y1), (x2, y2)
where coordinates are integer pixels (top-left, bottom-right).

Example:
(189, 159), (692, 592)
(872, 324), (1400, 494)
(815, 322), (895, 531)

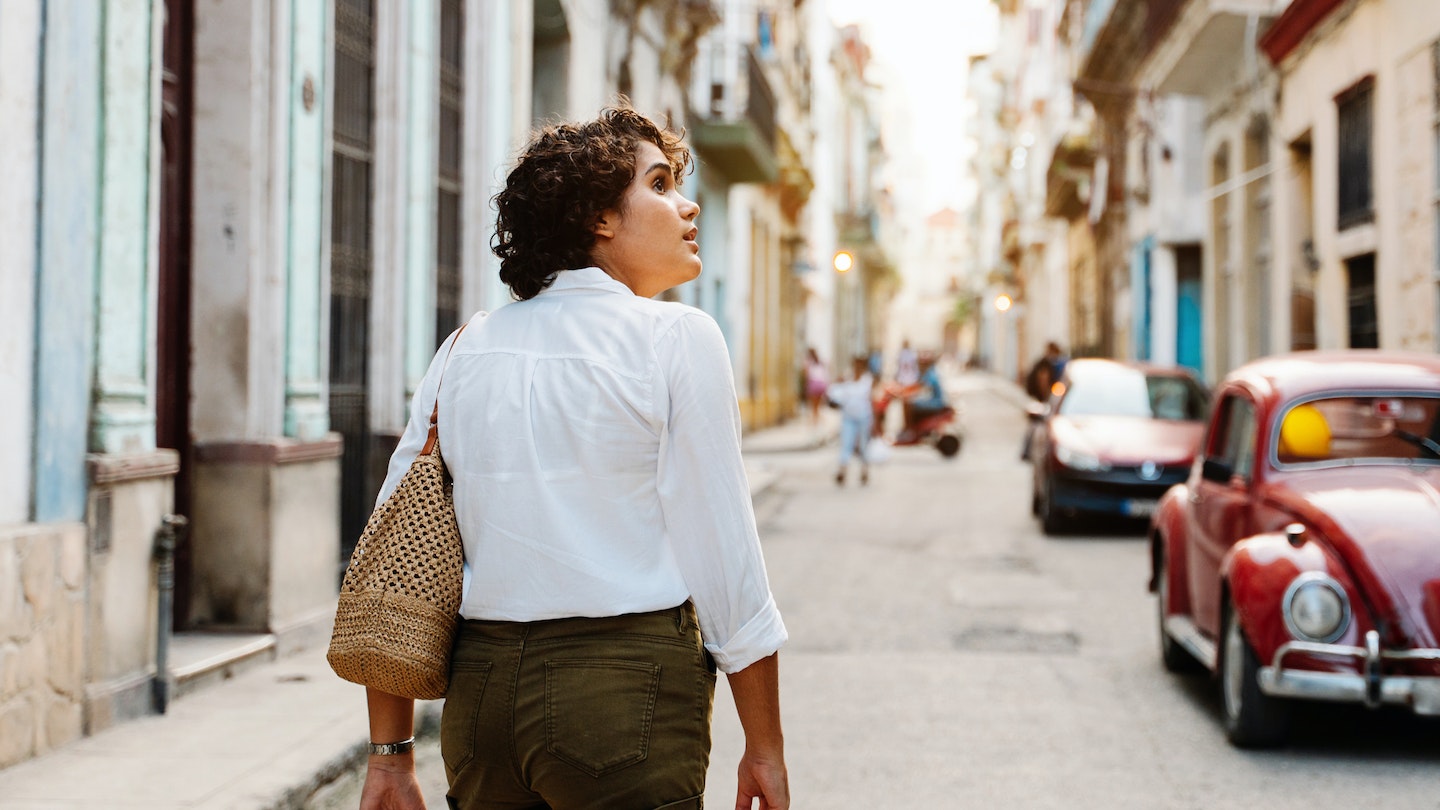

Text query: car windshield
(1274, 394), (1440, 467)
(1057, 367), (1207, 420)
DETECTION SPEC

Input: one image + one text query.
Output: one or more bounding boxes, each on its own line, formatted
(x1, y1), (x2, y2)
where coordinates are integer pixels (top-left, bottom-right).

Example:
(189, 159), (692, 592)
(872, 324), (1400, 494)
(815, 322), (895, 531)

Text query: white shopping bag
(864, 436), (892, 465)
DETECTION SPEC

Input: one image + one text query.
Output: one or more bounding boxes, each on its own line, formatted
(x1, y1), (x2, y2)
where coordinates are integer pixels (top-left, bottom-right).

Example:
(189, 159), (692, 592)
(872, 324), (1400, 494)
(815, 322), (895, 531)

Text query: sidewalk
(0, 416), (832, 810)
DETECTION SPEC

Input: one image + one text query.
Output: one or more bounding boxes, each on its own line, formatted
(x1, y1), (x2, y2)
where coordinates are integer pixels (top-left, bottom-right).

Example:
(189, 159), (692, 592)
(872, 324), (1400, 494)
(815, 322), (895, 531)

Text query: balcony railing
(692, 43), (778, 183)
(744, 46), (776, 151)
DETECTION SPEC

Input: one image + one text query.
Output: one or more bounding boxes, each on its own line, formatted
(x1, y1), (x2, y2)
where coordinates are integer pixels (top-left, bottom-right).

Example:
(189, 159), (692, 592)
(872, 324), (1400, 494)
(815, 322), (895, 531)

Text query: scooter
(872, 383), (963, 458)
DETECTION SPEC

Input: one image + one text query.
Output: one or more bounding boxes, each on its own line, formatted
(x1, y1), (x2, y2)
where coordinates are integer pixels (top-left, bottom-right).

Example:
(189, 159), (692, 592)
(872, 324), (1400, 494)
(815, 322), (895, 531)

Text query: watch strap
(368, 736), (416, 756)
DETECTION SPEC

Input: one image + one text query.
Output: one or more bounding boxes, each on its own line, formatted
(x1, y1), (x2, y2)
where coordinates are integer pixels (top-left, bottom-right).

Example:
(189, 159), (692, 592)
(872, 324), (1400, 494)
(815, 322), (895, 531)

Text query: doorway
(157, 0), (195, 627)
(331, 0), (378, 571)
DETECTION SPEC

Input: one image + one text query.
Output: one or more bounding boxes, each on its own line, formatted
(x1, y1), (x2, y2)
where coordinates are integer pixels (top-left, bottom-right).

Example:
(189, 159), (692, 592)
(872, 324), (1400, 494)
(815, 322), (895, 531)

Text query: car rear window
(1057, 367), (1207, 420)
(1274, 395), (1440, 467)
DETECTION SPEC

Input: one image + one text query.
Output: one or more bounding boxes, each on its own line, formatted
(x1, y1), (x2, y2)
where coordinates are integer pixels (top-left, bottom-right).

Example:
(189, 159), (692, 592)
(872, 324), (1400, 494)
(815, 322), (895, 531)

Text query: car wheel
(1156, 548), (1202, 674)
(1220, 598), (1289, 748)
(1038, 476), (1065, 536)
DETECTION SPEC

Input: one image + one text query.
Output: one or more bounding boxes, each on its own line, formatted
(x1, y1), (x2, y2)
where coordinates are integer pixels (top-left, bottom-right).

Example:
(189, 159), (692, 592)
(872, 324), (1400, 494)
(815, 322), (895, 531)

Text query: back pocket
(544, 659), (661, 777)
(441, 661), (493, 776)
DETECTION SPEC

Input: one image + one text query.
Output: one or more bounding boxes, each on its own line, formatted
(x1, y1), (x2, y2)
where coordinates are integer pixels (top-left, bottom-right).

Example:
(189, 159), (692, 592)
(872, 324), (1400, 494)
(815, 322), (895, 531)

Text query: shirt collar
(542, 266), (633, 297)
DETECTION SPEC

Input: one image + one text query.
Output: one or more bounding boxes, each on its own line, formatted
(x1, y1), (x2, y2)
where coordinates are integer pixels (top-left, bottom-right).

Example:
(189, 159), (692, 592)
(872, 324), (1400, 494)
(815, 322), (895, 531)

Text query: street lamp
(832, 251), (854, 273)
(994, 293), (1013, 313)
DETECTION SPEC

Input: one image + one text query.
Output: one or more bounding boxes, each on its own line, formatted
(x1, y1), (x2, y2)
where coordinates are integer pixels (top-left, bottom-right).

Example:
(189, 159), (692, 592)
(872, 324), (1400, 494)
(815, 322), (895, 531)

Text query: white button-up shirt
(377, 266), (787, 673)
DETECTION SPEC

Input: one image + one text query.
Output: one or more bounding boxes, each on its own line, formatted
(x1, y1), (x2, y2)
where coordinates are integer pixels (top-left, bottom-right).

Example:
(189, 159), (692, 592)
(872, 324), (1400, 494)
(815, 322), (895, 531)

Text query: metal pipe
(153, 514), (189, 714)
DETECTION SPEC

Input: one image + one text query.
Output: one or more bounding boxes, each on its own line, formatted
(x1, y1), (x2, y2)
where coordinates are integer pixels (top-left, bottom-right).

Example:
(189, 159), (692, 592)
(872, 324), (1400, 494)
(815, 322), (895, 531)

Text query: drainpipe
(153, 513), (189, 714)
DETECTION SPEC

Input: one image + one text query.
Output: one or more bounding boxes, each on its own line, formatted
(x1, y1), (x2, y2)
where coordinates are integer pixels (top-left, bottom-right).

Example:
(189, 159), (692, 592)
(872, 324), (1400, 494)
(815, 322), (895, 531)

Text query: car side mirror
(1201, 458), (1233, 483)
(1025, 401), (1046, 423)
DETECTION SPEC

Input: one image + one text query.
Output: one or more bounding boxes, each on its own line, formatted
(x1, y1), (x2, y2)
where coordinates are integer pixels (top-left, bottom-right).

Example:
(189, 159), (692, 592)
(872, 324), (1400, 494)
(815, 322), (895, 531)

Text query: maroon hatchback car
(1151, 351), (1440, 747)
(1028, 359), (1208, 534)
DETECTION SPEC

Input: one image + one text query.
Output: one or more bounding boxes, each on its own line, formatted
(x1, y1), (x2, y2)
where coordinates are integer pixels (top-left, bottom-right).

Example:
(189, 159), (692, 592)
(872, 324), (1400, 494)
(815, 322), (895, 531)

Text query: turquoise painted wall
(92, 0), (157, 455)
(405, 0), (440, 388)
(285, 0), (332, 440)
(34, 2), (102, 522)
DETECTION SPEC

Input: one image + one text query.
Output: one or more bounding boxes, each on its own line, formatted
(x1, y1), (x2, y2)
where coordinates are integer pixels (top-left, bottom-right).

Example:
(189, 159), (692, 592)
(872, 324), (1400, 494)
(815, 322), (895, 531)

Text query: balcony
(1046, 130), (1097, 220)
(1146, 0), (1289, 95)
(692, 45), (779, 184)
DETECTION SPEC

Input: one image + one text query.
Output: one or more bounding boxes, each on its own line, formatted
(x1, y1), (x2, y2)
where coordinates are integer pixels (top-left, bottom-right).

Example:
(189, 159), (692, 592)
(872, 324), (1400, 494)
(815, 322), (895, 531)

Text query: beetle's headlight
(1055, 443), (1110, 471)
(1283, 573), (1350, 643)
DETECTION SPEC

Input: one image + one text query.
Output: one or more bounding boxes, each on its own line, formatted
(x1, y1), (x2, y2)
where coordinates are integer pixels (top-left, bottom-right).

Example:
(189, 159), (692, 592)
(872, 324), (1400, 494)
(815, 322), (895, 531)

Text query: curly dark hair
(492, 105), (692, 301)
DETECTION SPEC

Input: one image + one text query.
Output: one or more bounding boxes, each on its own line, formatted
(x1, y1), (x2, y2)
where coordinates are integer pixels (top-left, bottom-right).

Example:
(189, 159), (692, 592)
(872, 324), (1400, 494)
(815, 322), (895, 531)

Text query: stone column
(92, 0), (162, 456)
(1150, 244), (1178, 367)
(189, 0), (340, 648)
(405, 0), (440, 395)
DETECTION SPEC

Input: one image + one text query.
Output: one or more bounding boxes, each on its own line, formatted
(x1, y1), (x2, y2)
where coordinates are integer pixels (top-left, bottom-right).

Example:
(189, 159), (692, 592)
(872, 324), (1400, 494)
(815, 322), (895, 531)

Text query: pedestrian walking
(895, 340), (919, 386)
(804, 347), (829, 424)
(359, 105), (789, 810)
(826, 355), (876, 486)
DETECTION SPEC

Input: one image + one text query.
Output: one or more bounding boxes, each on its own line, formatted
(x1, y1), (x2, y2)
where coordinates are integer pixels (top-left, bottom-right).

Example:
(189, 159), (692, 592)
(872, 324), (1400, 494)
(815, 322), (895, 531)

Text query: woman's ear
(592, 211), (616, 239)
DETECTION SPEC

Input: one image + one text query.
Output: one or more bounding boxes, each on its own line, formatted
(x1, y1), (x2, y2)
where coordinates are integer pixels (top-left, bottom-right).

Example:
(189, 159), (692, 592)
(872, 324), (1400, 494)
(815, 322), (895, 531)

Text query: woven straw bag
(327, 325), (468, 700)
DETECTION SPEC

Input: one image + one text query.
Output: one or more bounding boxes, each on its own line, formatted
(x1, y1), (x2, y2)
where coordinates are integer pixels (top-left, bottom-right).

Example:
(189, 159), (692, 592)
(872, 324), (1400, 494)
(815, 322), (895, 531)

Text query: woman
(825, 355), (875, 486)
(803, 347), (828, 424)
(360, 106), (789, 810)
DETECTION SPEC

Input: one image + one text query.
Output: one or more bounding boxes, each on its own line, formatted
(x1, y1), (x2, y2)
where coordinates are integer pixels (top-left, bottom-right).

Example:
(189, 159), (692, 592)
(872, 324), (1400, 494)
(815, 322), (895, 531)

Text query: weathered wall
(0, 0), (40, 526)
(0, 524), (87, 769)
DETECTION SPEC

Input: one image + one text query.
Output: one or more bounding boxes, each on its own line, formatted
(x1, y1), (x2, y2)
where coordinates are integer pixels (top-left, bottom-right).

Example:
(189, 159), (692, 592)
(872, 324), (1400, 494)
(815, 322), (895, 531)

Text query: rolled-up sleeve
(655, 312), (787, 673)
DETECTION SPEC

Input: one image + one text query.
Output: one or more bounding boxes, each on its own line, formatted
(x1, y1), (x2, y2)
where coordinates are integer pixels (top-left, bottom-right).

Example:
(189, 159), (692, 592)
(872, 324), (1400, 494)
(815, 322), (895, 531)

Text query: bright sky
(826, 0), (999, 215)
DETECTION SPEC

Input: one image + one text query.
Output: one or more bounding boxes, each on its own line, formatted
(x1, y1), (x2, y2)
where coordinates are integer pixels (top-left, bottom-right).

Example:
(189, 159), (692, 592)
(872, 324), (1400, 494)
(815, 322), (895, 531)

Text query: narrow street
(319, 375), (1440, 809)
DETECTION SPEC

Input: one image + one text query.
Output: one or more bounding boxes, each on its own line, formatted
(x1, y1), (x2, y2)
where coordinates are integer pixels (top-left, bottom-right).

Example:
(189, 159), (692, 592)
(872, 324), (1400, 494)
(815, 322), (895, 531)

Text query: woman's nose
(680, 194), (700, 220)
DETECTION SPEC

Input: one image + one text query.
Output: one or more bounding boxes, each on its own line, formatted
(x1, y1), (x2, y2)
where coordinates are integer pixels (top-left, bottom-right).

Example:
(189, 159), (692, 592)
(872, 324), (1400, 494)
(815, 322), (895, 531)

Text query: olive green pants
(441, 602), (716, 810)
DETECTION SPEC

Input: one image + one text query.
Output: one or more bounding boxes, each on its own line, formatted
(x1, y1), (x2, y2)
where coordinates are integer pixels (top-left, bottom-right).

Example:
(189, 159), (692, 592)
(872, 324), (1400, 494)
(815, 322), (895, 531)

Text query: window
(1337, 78), (1374, 230)
(1056, 365), (1207, 421)
(1274, 395), (1440, 466)
(435, 0), (463, 347)
(1208, 395), (1258, 479)
(1346, 253), (1379, 348)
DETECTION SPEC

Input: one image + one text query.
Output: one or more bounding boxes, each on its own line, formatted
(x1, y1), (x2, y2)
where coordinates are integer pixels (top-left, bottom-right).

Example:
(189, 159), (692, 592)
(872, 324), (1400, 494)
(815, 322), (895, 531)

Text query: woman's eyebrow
(645, 162), (672, 177)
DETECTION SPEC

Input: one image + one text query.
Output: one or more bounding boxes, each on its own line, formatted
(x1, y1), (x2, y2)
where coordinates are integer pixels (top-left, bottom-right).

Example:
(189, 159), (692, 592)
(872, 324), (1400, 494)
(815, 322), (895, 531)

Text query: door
(1186, 392), (1259, 637)
(331, 0), (378, 572)
(157, 0), (195, 626)
(1175, 246), (1202, 374)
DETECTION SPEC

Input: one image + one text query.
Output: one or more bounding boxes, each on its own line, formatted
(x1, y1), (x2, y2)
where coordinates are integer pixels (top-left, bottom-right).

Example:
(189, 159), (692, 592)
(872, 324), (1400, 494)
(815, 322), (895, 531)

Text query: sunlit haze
(826, 0), (999, 216)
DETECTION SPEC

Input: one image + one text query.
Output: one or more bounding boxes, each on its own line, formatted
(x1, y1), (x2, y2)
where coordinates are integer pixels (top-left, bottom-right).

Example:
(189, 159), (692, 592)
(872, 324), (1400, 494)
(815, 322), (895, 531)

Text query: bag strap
(421, 320), (471, 455)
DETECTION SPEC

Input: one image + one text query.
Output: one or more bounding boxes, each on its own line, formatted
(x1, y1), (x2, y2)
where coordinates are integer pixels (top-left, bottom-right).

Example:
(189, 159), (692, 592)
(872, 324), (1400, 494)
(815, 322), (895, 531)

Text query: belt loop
(674, 604), (685, 635)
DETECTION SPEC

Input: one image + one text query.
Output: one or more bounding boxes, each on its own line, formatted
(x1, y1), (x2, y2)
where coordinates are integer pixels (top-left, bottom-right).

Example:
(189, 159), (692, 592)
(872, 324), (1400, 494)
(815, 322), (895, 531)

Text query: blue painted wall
(33, 3), (102, 522)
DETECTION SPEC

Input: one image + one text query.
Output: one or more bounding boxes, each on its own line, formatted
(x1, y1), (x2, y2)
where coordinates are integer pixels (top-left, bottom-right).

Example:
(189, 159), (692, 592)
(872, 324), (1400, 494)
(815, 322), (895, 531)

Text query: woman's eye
(652, 178), (666, 193)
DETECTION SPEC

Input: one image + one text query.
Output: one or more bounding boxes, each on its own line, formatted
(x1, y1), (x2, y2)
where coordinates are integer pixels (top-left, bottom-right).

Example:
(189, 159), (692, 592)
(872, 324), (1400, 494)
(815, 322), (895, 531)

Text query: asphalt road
(319, 373), (1440, 809)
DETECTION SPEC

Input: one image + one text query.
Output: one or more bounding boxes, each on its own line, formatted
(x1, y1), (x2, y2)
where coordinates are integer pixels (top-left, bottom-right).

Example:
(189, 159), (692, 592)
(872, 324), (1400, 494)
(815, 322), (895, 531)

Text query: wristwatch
(368, 736), (416, 756)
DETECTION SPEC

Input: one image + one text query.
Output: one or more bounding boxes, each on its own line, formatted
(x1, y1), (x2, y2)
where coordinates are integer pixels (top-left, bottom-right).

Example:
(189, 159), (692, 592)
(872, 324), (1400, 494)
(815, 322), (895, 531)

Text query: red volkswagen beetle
(1151, 351), (1440, 747)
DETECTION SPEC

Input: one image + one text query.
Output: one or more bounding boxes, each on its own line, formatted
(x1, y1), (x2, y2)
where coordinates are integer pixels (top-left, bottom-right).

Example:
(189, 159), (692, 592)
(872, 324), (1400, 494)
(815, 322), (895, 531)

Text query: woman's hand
(734, 748), (789, 809)
(359, 755), (426, 810)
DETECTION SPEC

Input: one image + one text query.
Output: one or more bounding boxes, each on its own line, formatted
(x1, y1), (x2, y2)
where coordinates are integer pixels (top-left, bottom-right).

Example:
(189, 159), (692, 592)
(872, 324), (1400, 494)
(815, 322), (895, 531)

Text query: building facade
(3, 0), (885, 769)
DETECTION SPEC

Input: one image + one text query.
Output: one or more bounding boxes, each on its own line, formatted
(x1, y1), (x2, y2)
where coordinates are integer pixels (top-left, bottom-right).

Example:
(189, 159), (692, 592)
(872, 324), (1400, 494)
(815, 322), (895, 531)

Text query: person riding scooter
(899, 353), (948, 443)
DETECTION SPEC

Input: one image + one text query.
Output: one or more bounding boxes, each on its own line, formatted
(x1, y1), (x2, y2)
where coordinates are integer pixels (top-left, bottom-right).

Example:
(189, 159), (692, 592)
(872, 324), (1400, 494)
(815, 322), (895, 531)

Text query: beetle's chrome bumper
(1258, 630), (1440, 715)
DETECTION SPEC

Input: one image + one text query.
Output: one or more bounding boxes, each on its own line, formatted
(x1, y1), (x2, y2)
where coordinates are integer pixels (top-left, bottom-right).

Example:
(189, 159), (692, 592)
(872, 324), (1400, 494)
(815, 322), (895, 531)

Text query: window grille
(1336, 78), (1374, 230)
(331, 0), (377, 568)
(436, 0), (463, 347)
